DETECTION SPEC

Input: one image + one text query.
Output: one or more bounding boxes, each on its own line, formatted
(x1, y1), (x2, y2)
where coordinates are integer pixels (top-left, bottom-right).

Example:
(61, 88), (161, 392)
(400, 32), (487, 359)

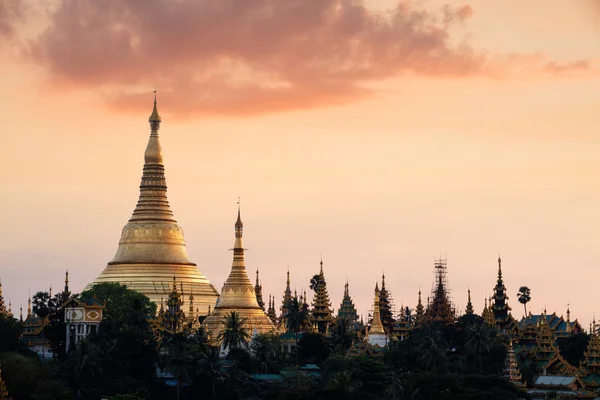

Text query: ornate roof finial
(319, 254), (323, 274)
(381, 272), (386, 290)
(27, 291), (31, 316)
(149, 87), (161, 129)
(64, 269), (70, 295)
(497, 255), (502, 277)
(235, 199), (243, 241)
(286, 267), (290, 287)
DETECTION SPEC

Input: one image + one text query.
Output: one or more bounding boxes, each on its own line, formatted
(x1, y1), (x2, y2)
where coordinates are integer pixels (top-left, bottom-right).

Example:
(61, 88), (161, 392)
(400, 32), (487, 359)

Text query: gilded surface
(88, 98), (219, 312)
(202, 208), (274, 342)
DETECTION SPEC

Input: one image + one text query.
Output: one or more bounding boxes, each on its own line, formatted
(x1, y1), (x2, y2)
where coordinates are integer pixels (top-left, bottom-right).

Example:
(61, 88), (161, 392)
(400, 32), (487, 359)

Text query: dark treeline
(0, 284), (531, 400)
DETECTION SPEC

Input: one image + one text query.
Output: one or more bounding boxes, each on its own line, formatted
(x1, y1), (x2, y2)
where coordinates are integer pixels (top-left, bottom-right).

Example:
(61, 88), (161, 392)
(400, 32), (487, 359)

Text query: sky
(1, 0), (600, 328)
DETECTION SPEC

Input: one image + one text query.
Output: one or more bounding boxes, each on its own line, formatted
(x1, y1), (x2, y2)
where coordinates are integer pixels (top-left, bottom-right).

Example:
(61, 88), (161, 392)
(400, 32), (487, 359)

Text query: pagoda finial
(235, 199), (243, 241)
(27, 291), (31, 316)
(64, 269), (70, 295)
(319, 254), (323, 275)
(381, 272), (386, 290)
(286, 267), (290, 287)
(149, 87), (161, 129)
(497, 255), (502, 278)
(256, 268), (259, 286)
(19, 305), (22, 321)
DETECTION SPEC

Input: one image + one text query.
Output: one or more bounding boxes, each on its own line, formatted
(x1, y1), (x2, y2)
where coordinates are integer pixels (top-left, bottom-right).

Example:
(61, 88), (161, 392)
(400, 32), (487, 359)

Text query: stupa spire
(64, 270), (70, 297)
(491, 256), (511, 328)
(369, 284), (385, 335)
(337, 279), (358, 322)
(201, 203), (274, 342)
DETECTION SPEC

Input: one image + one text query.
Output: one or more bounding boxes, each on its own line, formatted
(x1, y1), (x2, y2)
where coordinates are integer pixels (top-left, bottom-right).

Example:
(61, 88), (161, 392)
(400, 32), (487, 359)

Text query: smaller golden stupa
(202, 204), (274, 342)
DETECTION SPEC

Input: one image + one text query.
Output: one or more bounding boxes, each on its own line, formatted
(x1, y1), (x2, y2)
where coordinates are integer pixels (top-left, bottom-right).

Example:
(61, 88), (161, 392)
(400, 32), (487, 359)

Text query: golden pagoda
(202, 205), (274, 342)
(88, 93), (219, 311)
(503, 340), (524, 387)
(366, 283), (388, 347)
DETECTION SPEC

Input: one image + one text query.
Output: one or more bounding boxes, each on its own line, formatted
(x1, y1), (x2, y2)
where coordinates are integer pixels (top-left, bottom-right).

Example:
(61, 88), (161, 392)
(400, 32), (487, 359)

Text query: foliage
(217, 311), (251, 350)
(309, 274), (320, 292)
(81, 282), (156, 330)
(0, 353), (72, 399)
(297, 333), (330, 365)
(557, 333), (589, 367)
(517, 286), (531, 318)
(251, 334), (283, 373)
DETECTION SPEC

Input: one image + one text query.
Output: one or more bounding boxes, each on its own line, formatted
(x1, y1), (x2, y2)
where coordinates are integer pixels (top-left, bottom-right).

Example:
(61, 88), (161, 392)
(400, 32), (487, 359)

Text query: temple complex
(88, 95), (218, 312)
(202, 206), (274, 342)
(309, 260), (334, 333)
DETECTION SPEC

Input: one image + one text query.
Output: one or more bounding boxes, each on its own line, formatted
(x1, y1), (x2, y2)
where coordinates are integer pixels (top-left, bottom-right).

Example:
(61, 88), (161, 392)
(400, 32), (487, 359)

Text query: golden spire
(201, 202), (274, 341)
(149, 87), (161, 127)
(369, 283), (385, 335)
(27, 292), (31, 316)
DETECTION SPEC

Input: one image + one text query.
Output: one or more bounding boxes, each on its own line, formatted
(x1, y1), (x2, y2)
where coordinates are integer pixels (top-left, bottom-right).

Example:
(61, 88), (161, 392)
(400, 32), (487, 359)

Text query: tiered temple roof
(490, 257), (514, 331)
(482, 298), (495, 327)
(414, 290), (425, 327)
(465, 289), (474, 316)
(378, 273), (395, 333)
(280, 270), (293, 330)
(267, 295), (277, 325)
(202, 206), (274, 343)
(518, 311), (583, 339)
(580, 330), (600, 389)
(88, 94), (218, 311)
(255, 269), (265, 311)
(337, 280), (358, 322)
(504, 341), (525, 387)
(310, 260), (334, 333)
(534, 310), (577, 376)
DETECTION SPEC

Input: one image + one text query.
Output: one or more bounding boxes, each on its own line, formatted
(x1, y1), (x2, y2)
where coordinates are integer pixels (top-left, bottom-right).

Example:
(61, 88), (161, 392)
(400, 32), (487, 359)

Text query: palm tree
(517, 286), (531, 321)
(198, 346), (222, 398)
(285, 298), (308, 365)
(417, 325), (448, 372)
(164, 339), (197, 400)
(217, 311), (250, 350)
(464, 324), (493, 369)
(309, 274), (320, 291)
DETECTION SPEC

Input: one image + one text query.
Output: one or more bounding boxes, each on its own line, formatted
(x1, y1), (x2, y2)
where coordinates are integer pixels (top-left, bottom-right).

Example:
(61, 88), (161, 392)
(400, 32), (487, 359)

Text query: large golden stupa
(87, 94), (219, 312)
(202, 206), (274, 342)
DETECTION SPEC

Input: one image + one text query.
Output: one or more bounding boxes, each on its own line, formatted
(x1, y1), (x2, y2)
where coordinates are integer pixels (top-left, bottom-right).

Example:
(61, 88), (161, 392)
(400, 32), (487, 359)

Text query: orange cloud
(0, 0), (23, 39)
(25, 0), (485, 116)
(19, 1), (599, 117)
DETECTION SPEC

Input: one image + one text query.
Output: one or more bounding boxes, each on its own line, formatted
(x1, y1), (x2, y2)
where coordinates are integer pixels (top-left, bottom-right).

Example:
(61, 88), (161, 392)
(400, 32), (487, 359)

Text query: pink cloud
(0, 0), (24, 39)
(25, 0), (485, 116)
(17, 0), (600, 117)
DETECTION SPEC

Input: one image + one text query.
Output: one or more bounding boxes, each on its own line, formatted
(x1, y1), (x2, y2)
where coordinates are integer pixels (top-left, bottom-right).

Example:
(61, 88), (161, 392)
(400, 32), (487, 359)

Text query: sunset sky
(1, 0), (600, 327)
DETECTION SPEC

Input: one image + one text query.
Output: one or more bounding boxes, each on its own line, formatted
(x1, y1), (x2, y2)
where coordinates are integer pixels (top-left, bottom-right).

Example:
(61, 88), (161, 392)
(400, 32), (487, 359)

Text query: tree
(285, 297), (308, 365)
(217, 311), (250, 350)
(517, 287), (531, 320)
(81, 282), (156, 330)
(309, 274), (320, 291)
(163, 339), (197, 400)
(464, 324), (493, 369)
